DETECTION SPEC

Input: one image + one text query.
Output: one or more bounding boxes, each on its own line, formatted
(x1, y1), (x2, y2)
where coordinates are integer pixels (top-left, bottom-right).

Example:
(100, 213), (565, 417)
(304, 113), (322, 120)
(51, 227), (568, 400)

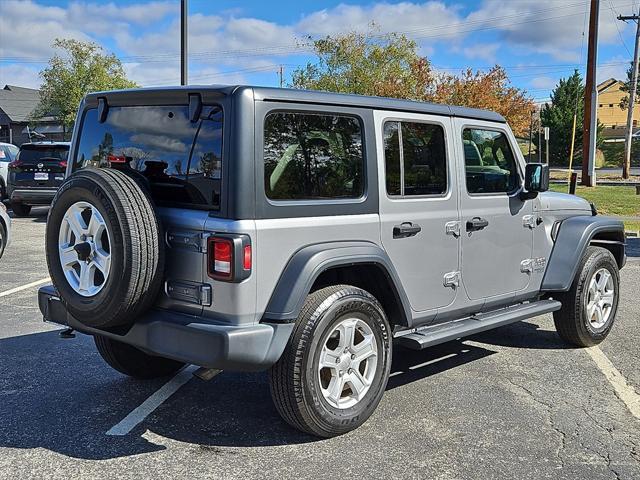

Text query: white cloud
(597, 55), (630, 83)
(461, 43), (500, 63)
(466, 0), (632, 61)
(0, 64), (42, 89)
(529, 76), (558, 90)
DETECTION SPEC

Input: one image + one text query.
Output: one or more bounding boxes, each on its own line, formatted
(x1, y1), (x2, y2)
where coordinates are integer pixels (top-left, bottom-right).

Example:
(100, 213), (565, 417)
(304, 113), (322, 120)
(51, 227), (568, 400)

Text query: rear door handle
(466, 217), (489, 232)
(393, 222), (422, 238)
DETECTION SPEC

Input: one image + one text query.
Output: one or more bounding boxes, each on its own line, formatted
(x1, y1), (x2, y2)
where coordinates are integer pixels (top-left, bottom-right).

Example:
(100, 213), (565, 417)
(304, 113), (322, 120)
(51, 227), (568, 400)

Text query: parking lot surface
(1, 209), (639, 480)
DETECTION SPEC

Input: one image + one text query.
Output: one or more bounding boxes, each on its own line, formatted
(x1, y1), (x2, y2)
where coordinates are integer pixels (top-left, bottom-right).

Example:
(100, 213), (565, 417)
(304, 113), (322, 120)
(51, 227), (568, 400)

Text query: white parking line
(0, 277), (50, 298)
(106, 365), (198, 436)
(586, 346), (640, 420)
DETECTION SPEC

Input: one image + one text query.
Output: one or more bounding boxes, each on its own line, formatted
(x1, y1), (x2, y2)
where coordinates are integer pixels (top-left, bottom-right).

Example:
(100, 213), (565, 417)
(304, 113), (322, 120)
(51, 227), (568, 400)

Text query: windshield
(75, 105), (223, 209)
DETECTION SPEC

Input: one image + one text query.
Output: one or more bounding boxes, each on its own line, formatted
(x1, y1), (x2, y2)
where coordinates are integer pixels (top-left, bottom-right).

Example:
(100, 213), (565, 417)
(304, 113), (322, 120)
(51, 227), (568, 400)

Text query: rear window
(74, 105), (223, 209)
(18, 145), (69, 163)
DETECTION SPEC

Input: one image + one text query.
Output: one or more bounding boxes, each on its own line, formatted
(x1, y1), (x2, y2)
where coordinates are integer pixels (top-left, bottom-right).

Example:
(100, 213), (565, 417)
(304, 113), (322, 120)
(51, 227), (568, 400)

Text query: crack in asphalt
(505, 378), (567, 469)
(506, 377), (638, 479)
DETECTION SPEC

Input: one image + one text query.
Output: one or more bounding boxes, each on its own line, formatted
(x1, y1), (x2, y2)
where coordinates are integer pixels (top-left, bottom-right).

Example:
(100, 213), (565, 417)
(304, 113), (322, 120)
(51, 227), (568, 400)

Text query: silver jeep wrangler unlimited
(39, 86), (626, 437)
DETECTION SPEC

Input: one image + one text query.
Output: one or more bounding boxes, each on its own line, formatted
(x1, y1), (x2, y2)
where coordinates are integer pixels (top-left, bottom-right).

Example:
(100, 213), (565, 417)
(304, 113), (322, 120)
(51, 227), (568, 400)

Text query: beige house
(598, 78), (639, 138)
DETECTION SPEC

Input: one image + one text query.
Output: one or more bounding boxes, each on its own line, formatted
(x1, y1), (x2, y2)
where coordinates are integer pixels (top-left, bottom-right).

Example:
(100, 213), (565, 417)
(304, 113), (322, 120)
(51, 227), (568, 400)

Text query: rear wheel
(269, 285), (392, 437)
(94, 335), (185, 379)
(553, 246), (620, 347)
(0, 221), (6, 259)
(11, 202), (31, 217)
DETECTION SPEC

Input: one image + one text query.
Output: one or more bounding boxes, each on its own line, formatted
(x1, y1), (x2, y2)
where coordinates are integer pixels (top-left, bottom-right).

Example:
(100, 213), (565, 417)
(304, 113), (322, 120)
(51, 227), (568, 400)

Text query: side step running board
(396, 299), (562, 351)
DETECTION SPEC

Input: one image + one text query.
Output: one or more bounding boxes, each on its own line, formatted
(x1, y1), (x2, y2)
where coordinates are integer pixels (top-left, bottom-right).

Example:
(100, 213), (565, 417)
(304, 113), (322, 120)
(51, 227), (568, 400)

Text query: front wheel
(553, 246), (620, 347)
(269, 285), (392, 437)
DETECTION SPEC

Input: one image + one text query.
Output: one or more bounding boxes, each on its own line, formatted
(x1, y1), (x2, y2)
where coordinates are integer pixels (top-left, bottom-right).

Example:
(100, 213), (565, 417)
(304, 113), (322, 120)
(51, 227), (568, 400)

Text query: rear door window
(75, 105), (223, 209)
(383, 121), (448, 196)
(263, 111), (364, 200)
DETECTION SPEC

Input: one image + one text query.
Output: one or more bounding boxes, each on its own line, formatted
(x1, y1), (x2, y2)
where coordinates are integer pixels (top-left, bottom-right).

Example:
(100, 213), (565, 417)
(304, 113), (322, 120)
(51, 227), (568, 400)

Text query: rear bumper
(38, 285), (293, 372)
(9, 188), (57, 205)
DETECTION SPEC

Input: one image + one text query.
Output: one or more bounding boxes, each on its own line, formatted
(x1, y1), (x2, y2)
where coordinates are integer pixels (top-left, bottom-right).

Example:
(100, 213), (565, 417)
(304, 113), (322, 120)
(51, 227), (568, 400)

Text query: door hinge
(520, 259), (533, 274)
(443, 271), (460, 288)
(522, 215), (537, 229)
(445, 220), (460, 237)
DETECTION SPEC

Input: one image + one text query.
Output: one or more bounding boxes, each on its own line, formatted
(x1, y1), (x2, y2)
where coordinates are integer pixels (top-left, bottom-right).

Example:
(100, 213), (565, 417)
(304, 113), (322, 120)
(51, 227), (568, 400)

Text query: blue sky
(0, 0), (634, 103)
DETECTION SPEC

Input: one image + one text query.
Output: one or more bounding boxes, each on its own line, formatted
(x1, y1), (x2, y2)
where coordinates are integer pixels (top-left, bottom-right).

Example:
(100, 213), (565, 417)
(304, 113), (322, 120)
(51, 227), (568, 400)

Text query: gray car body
(38, 85), (626, 370)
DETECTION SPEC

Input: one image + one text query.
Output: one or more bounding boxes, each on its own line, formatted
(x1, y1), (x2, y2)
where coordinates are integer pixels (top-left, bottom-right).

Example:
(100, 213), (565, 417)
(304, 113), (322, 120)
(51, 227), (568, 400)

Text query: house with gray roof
(0, 85), (64, 145)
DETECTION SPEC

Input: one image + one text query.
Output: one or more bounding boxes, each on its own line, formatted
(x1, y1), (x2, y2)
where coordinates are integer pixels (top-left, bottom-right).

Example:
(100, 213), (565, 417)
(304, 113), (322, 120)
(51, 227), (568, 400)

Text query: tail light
(59, 160), (67, 168)
(207, 234), (252, 282)
(8, 159), (22, 169)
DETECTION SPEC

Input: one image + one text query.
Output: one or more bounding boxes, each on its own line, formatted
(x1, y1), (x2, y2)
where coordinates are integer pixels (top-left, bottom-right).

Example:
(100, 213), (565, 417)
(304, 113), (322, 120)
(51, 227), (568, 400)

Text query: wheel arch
(541, 215), (625, 292)
(261, 241), (412, 328)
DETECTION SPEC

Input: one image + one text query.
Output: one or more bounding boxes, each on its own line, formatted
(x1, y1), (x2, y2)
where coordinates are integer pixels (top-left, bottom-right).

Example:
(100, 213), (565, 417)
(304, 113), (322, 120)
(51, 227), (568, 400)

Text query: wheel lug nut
(348, 368), (353, 374)
(339, 370), (344, 377)
(335, 358), (340, 364)
(351, 354), (356, 360)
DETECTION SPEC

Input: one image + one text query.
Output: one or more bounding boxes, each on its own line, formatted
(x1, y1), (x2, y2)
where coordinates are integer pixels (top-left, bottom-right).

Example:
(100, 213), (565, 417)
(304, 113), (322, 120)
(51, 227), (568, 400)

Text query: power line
(0, 1), (633, 64)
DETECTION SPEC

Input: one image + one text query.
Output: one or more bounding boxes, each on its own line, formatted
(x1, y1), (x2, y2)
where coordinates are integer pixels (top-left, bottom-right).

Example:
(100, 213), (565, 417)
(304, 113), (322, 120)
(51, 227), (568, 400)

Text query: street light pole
(181, 0), (188, 86)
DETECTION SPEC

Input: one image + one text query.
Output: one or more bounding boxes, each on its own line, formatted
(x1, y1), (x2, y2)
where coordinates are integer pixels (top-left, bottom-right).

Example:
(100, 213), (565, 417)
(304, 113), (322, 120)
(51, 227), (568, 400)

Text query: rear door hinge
(445, 220), (460, 237)
(520, 259), (533, 274)
(443, 271), (460, 288)
(522, 215), (537, 229)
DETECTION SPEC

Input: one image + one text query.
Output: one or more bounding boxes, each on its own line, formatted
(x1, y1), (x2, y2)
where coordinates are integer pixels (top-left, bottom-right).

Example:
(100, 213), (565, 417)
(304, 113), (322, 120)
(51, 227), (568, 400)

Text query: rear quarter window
(74, 105), (223, 209)
(263, 111), (364, 201)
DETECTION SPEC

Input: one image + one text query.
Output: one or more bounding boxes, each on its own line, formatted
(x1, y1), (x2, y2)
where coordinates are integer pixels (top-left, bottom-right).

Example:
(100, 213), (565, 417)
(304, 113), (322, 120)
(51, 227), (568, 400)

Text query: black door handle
(393, 222), (422, 238)
(466, 217), (489, 232)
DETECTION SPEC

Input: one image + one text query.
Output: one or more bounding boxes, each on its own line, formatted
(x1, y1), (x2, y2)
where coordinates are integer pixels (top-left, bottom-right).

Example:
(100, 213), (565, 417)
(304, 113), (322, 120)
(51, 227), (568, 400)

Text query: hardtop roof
(85, 85), (506, 123)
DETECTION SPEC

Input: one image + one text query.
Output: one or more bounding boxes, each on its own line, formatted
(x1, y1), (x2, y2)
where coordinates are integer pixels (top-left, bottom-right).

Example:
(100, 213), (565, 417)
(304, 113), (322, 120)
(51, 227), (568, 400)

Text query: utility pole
(619, 8), (640, 179)
(528, 109), (534, 162)
(582, 0), (600, 186)
(180, 0), (188, 85)
(279, 65), (284, 88)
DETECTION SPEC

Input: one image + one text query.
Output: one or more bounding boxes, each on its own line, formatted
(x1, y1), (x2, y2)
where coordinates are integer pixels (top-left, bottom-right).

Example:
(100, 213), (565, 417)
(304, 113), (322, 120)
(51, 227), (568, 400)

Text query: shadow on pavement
(470, 320), (574, 350)
(0, 320), (555, 459)
(7, 206), (49, 223)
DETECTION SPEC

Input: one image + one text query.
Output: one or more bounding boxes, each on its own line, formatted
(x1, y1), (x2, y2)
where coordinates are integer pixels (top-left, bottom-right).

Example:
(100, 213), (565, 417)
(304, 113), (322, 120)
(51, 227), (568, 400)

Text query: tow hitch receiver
(193, 367), (222, 381)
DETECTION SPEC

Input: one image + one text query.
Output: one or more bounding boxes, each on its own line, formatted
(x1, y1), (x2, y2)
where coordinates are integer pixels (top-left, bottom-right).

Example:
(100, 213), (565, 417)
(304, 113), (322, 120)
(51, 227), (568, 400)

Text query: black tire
(11, 202), (31, 217)
(269, 285), (392, 437)
(0, 220), (6, 259)
(94, 335), (184, 379)
(45, 167), (165, 329)
(553, 246), (620, 347)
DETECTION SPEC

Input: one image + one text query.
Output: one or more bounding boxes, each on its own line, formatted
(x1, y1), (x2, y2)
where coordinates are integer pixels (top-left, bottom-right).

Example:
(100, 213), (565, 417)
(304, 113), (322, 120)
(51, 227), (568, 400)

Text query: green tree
(620, 62), (638, 110)
(538, 71), (585, 166)
(35, 39), (137, 136)
(291, 27), (433, 101)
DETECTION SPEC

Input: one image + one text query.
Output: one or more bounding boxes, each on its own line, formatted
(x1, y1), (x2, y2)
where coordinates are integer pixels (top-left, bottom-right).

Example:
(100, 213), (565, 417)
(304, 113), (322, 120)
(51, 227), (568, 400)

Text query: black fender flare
(262, 241), (412, 324)
(541, 215), (625, 292)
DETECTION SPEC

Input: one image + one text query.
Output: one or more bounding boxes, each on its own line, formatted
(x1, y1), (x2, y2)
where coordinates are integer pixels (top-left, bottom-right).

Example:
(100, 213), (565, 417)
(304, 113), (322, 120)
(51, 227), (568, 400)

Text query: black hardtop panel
(249, 86), (506, 123)
(83, 85), (506, 123)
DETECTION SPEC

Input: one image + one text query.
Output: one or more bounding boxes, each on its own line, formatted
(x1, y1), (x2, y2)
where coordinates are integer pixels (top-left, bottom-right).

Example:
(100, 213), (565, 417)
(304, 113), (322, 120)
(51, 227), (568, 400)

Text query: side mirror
(521, 163), (549, 200)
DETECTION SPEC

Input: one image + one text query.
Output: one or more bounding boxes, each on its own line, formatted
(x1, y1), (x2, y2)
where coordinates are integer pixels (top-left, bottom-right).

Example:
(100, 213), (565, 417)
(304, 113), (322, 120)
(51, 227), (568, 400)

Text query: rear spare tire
(45, 167), (164, 329)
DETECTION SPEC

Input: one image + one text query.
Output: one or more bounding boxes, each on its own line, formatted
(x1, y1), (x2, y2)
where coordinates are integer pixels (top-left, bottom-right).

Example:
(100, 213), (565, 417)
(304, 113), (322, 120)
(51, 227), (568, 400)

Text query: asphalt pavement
(1, 208), (639, 480)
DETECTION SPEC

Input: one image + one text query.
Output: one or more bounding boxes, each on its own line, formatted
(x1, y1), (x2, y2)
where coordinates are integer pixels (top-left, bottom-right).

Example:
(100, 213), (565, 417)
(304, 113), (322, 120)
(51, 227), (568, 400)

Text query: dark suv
(8, 141), (70, 216)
